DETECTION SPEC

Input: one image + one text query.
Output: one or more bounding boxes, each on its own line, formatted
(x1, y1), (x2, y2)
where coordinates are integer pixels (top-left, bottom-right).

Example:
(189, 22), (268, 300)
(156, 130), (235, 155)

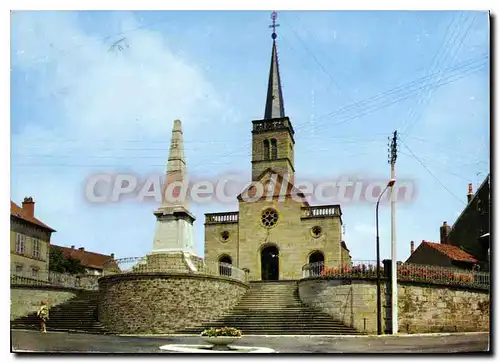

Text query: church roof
(264, 34), (285, 119)
(237, 168), (309, 205)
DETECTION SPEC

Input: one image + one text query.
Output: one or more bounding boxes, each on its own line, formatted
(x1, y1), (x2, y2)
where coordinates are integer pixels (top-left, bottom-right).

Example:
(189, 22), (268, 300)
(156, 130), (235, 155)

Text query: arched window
(270, 138), (278, 160)
(219, 255), (232, 276)
(263, 140), (270, 160)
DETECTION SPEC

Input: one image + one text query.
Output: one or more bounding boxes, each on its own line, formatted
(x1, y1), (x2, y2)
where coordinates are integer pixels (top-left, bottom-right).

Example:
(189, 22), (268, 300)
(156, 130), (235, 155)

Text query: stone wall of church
(204, 221), (239, 264)
(238, 198), (343, 281)
(298, 278), (489, 334)
(98, 273), (248, 334)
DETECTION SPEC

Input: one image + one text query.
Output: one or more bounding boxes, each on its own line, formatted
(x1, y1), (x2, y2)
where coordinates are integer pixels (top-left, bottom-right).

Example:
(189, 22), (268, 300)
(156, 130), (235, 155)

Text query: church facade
(204, 25), (351, 281)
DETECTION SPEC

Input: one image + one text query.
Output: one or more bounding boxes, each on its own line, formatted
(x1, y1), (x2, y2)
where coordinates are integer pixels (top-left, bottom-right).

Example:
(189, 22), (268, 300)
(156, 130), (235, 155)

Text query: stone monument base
(144, 252), (204, 273)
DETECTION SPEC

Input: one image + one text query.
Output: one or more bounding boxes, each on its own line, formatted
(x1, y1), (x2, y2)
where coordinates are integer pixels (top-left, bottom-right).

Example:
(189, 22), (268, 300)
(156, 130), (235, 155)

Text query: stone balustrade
(205, 212), (239, 224)
(301, 205), (340, 219)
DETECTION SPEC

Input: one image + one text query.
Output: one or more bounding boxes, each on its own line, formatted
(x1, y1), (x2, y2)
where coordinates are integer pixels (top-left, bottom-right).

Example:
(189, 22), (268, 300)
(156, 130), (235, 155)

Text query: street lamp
(375, 178), (395, 335)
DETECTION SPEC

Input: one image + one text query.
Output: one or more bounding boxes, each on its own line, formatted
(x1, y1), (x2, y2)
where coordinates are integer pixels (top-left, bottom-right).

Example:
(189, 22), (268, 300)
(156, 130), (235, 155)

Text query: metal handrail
(301, 261), (490, 289)
(11, 270), (99, 290)
(102, 256), (247, 283)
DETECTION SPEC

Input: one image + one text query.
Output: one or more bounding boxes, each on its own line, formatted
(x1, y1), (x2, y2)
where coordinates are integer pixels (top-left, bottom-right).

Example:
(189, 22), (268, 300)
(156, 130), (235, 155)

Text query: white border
(4, 2), (496, 363)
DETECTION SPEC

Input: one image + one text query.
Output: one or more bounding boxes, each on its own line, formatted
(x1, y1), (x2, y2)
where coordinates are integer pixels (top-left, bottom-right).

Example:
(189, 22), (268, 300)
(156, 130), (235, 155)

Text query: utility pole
(388, 130), (398, 334)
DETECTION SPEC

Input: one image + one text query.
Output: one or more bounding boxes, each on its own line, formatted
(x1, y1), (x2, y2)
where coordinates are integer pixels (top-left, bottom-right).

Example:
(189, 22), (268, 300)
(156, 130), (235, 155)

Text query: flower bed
(320, 264), (379, 278)
(201, 327), (242, 337)
(397, 264), (476, 285)
(316, 262), (487, 289)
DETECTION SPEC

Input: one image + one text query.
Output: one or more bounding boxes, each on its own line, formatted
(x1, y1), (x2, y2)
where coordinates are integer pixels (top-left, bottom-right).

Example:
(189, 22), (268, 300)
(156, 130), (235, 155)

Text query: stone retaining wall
(298, 278), (489, 334)
(10, 285), (78, 320)
(98, 273), (248, 334)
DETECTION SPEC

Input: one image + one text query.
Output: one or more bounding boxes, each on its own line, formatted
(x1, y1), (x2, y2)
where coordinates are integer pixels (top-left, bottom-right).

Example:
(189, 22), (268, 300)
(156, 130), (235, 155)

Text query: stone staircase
(10, 291), (109, 334)
(177, 280), (361, 335)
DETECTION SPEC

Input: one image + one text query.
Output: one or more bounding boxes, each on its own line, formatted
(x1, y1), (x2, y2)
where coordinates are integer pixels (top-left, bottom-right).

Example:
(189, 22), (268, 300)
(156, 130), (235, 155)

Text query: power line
(399, 152), (475, 181)
(400, 14), (478, 136)
(398, 13), (462, 134)
(400, 139), (466, 205)
(310, 54), (487, 123)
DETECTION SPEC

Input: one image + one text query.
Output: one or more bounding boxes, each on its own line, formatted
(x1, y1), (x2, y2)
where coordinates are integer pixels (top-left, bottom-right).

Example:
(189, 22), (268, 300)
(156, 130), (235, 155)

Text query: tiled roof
(422, 241), (478, 263)
(10, 201), (56, 232)
(51, 245), (114, 270)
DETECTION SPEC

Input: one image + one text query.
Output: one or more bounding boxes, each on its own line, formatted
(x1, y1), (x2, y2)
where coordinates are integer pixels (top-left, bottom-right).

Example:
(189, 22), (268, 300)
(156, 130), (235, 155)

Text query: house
(11, 197), (56, 281)
(405, 240), (478, 269)
(406, 174), (490, 271)
(50, 245), (115, 276)
(440, 175), (490, 270)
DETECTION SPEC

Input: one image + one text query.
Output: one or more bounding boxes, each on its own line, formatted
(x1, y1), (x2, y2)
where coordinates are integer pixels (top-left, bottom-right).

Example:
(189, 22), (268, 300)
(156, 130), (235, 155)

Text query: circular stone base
(159, 344), (275, 353)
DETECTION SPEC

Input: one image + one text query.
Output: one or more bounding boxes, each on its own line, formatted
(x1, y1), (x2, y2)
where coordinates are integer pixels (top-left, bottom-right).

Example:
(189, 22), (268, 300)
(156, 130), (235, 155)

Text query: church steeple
(264, 12), (285, 119)
(251, 12), (295, 183)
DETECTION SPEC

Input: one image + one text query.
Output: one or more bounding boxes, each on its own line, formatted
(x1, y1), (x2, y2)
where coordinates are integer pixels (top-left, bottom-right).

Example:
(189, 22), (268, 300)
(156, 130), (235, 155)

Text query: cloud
(10, 11), (230, 257)
(11, 11), (224, 142)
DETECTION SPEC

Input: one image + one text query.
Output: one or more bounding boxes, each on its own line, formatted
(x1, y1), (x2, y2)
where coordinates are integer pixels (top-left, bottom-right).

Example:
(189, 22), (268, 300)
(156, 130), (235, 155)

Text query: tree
(49, 248), (86, 274)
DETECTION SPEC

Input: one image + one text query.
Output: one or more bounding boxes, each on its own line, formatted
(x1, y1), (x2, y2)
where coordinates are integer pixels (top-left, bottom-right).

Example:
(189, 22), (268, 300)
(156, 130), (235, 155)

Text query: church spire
(264, 11), (285, 120)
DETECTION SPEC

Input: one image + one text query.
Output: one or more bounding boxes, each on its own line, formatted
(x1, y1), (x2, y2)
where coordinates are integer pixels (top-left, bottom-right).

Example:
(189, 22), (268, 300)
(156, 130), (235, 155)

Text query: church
(203, 16), (351, 281)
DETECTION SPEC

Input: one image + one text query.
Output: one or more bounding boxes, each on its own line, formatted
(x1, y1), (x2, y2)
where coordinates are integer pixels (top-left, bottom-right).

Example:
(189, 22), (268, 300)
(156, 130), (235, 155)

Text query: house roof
(448, 173), (490, 237)
(422, 241), (478, 263)
(10, 201), (56, 232)
(51, 245), (115, 270)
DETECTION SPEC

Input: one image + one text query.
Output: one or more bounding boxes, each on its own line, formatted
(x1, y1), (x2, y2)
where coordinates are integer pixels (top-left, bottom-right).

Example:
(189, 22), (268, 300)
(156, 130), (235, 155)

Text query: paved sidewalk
(11, 329), (490, 353)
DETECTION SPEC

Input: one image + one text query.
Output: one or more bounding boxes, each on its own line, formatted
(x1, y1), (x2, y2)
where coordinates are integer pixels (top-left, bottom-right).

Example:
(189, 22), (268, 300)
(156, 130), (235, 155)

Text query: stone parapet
(98, 273), (248, 334)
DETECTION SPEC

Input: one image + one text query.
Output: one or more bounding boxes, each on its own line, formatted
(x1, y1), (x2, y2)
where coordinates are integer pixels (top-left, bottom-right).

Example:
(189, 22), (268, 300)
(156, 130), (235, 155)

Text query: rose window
(220, 231), (230, 242)
(261, 208), (279, 228)
(311, 226), (322, 238)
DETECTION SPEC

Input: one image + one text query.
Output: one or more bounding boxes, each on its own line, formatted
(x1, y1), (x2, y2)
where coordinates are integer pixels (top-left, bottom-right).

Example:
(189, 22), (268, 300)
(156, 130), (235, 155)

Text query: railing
(102, 256), (247, 283)
(397, 263), (489, 290)
(11, 270), (99, 291)
(301, 261), (490, 289)
(301, 205), (340, 219)
(205, 212), (239, 224)
(252, 119), (287, 132)
(302, 261), (381, 278)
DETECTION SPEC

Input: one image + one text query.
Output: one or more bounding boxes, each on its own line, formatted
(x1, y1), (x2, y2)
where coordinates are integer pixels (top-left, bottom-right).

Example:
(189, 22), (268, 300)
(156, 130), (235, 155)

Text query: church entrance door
(261, 246), (279, 280)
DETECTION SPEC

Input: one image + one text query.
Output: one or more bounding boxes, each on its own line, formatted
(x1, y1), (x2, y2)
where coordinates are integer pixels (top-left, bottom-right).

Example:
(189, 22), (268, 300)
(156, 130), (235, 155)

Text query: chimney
(467, 183), (474, 203)
(22, 197), (35, 218)
(71, 245), (75, 249)
(410, 241), (415, 254)
(110, 253), (115, 259)
(440, 221), (451, 244)
(78, 247), (84, 251)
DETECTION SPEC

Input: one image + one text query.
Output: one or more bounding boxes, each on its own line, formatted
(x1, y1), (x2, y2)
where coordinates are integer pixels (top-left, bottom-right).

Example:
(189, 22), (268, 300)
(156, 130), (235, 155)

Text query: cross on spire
(269, 11), (280, 40)
(264, 11), (285, 119)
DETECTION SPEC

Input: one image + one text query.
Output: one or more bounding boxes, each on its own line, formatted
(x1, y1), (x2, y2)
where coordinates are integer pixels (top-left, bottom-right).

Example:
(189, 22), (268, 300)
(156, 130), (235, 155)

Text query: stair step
(174, 281), (360, 335)
(10, 292), (109, 335)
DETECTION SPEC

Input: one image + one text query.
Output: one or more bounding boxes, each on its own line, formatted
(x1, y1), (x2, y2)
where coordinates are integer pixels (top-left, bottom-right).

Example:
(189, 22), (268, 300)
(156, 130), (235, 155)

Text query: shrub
(201, 327), (242, 337)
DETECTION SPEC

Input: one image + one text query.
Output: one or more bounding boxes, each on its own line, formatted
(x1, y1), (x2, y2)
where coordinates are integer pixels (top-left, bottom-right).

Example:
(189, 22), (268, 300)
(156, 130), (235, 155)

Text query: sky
(10, 10), (490, 263)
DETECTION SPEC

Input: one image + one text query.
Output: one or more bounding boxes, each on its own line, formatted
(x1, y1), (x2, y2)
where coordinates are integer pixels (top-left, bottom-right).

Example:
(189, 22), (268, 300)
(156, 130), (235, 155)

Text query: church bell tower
(251, 12), (295, 184)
